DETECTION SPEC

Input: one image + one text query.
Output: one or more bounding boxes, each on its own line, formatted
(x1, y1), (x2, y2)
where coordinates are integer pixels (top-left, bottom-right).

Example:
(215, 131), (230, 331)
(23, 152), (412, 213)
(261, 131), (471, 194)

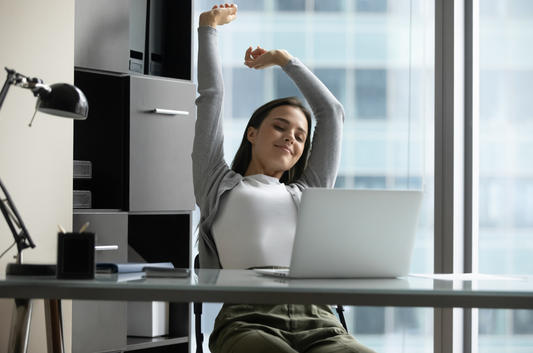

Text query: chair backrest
(194, 254), (200, 271)
(194, 254), (204, 353)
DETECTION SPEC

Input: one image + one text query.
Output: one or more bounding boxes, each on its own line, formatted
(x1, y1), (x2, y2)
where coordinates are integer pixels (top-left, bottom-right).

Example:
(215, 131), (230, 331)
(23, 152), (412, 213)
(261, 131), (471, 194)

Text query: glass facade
(193, 1), (435, 352)
(477, 0), (533, 351)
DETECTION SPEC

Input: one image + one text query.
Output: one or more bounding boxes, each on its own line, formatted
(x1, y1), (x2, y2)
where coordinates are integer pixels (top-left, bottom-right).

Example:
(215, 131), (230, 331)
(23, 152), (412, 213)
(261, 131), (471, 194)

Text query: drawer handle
(151, 109), (189, 116)
(95, 245), (118, 251)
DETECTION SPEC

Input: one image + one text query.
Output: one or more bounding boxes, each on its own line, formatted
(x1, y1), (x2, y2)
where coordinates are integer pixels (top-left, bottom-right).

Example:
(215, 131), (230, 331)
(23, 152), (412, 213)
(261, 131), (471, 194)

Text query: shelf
(126, 336), (188, 351)
(73, 209), (191, 215)
(73, 209), (124, 214)
(72, 1), (194, 352)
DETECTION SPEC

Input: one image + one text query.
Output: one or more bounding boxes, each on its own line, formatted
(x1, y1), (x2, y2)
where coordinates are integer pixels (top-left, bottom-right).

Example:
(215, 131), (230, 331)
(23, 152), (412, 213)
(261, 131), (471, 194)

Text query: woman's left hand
(244, 46), (292, 70)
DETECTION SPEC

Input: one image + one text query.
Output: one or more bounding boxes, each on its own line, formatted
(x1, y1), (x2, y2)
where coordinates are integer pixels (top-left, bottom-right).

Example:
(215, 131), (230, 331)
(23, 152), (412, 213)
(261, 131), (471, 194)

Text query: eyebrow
(273, 117), (308, 136)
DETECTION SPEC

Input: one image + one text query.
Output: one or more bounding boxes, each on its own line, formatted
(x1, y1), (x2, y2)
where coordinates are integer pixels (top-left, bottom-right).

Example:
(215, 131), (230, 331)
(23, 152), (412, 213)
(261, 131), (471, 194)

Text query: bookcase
(72, 1), (195, 352)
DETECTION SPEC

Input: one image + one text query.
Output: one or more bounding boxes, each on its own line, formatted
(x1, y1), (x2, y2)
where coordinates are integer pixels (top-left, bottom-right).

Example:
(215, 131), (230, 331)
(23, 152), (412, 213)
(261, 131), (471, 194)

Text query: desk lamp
(0, 67), (88, 276)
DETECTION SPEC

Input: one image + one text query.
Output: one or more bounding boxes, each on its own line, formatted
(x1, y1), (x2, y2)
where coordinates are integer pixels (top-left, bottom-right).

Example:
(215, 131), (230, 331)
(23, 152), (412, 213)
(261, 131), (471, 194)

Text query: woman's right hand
(244, 47), (293, 70)
(199, 3), (238, 29)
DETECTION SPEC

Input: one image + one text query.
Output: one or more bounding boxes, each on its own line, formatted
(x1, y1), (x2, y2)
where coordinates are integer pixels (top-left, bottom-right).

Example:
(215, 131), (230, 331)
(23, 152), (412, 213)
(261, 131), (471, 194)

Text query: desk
(2, 270), (533, 352)
(1, 270), (533, 308)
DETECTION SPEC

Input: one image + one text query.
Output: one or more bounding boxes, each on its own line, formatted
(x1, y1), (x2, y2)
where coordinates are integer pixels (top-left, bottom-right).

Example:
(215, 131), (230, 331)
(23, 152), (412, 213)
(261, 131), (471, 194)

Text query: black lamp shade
(36, 83), (89, 120)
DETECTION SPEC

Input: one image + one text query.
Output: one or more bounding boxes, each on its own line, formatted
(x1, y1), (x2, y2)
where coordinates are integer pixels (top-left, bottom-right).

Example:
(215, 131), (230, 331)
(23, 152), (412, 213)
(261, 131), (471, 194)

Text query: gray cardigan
(193, 26), (345, 269)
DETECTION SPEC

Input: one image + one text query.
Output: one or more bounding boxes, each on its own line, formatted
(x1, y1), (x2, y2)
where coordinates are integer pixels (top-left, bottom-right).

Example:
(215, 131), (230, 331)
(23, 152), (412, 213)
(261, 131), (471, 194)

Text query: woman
(193, 3), (377, 353)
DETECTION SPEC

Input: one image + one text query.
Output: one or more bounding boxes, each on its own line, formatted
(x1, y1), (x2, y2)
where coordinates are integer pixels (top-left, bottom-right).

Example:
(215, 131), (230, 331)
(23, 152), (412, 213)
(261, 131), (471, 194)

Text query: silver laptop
(254, 188), (423, 279)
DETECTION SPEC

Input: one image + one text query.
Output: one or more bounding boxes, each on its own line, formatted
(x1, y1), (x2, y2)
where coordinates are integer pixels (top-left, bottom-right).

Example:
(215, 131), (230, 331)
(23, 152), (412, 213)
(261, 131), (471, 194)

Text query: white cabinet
(75, 0), (130, 73)
(129, 76), (196, 212)
(75, 0), (193, 80)
(73, 72), (196, 212)
(72, 212), (128, 353)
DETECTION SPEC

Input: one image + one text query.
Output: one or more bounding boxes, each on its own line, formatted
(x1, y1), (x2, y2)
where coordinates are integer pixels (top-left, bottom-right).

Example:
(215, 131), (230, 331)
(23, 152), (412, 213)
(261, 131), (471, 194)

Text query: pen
(58, 224), (66, 234)
(79, 222), (89, 233)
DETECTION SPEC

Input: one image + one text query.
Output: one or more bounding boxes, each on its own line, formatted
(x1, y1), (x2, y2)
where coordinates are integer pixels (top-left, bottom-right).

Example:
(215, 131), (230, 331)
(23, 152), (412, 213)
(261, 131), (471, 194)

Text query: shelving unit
(72, 1), (195, 352)
(126, 336), (188, 352)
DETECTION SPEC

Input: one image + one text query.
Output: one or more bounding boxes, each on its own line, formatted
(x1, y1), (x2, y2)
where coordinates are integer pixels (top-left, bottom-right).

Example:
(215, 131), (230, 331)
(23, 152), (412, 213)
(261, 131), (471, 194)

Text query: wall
(0, 0), (74, 352)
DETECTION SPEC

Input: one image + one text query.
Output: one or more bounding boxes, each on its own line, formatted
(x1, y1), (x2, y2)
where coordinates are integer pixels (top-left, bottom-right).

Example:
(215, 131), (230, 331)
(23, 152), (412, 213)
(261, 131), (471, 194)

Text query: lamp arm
(0, 71), (37, 263)
(0, 197), (29, 259)
(31, 85), (52, 98)
(0, 68), (17, 113)
(0, 177), (35, 264)
(0, 196), (21, 242)
(0, 68), (87, 270)
(1, 68), (50, 110)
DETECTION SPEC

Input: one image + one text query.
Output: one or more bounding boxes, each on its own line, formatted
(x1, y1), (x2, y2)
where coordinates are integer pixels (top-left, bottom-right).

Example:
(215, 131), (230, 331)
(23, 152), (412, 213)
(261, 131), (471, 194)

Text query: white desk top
(1, 270), (532, 309)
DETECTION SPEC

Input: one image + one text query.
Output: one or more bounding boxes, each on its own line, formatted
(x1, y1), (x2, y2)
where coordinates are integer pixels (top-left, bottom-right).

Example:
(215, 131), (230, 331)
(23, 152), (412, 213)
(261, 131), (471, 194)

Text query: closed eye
(274, 123), (304, 142)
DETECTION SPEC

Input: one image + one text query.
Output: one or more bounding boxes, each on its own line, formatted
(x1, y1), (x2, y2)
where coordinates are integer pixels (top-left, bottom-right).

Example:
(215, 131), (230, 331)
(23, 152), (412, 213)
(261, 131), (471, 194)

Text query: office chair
(193, 255), (348, 353)
(194, 255), (204, 353)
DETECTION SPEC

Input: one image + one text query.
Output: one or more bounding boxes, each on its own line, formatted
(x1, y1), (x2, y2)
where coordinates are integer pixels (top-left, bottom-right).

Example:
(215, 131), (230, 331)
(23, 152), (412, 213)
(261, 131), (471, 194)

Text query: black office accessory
(144, 267), (190, 278)
(96, 262), (173, 273)
(0, 67), (88, 276)
(57, 232), (96, 279)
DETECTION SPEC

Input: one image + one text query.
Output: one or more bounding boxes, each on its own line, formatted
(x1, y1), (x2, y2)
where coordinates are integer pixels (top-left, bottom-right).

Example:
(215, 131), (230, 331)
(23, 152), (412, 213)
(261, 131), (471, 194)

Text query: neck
(244, 160), (284, 180)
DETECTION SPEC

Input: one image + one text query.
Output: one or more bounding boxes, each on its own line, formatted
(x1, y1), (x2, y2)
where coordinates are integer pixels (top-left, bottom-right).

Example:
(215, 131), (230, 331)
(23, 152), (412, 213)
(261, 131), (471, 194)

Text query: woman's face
(247, 105), (308, 178)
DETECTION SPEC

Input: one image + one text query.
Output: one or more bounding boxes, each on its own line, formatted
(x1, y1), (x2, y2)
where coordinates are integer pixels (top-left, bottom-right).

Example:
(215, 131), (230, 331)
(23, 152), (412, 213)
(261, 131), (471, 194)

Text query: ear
(247, 126), (257, 145)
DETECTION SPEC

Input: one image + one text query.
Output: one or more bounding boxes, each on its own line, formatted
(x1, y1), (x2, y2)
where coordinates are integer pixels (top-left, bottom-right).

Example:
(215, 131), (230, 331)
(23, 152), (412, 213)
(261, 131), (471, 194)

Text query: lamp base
(6, 263), (56, 277)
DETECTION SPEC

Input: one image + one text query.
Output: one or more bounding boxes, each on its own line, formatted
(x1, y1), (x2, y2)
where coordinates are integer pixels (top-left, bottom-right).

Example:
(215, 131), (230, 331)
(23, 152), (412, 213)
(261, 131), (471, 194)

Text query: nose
(284, 132), (295, 144)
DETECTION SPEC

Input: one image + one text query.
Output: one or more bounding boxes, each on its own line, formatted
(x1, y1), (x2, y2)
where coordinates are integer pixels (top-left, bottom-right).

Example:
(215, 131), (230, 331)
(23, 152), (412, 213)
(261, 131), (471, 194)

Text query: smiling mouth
(276, 145), (292, 155)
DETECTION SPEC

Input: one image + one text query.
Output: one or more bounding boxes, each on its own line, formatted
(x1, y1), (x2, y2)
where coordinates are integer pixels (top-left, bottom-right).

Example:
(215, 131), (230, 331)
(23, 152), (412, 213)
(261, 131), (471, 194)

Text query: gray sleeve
(282, 58), (345, 189)
(192, 26), (230, 205)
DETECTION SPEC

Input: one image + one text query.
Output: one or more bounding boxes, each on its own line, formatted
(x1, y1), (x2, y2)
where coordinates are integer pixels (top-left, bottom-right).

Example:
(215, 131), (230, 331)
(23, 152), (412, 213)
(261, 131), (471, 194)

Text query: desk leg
(8, 298), (33, 353)
(44, 299), (64, 353)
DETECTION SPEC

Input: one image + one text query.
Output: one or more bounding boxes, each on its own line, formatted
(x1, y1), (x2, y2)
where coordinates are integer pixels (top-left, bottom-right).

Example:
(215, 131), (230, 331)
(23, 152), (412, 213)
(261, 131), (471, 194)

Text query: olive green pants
(209, 304), (377, 353)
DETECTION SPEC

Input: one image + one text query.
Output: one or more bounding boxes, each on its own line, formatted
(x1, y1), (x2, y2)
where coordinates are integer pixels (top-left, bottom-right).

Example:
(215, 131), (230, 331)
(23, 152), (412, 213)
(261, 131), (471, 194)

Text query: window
(231, 68), (265, 119)
(356, 0), (388, 13)
(275, 0), (305, 12)
(314, 69), (346, 107)
(477, 1), (533, 350)
(193, 1), (434, 352)
(190, 1), (533, 351)
(274, 69), (305, 104)
(355, 69), (387, 119)
(315, 0), (345, 12)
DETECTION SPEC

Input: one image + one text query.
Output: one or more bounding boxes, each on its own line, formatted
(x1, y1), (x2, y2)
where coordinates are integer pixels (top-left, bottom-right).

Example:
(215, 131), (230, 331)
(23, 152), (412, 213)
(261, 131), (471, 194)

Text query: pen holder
(57, 232), (96, 279)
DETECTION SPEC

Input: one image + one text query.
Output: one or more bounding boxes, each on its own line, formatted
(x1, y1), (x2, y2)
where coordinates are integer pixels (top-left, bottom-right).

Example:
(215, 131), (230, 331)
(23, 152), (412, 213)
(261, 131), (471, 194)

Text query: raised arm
(192, 4), (238, 203)
(245, 48), (345, 188)
(284, 58), (345, 189)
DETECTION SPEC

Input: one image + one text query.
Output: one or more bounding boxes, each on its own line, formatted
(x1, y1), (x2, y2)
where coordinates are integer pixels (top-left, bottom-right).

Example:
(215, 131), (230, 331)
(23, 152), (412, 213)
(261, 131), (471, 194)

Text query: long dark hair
(231, 97), (312, 184)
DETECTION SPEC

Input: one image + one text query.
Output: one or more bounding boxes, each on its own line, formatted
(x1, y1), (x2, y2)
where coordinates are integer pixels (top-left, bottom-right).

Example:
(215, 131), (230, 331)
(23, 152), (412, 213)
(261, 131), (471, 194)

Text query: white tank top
(211, 174), (297, 269)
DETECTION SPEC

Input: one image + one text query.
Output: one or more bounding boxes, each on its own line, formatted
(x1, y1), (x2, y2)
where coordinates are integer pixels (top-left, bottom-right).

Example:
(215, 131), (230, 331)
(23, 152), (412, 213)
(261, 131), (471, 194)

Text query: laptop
(254, 188), (423, 279)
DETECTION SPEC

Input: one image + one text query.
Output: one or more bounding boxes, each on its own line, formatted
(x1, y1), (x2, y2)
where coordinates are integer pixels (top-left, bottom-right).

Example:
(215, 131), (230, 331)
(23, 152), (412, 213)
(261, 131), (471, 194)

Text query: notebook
(254, 188), (423, 279)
